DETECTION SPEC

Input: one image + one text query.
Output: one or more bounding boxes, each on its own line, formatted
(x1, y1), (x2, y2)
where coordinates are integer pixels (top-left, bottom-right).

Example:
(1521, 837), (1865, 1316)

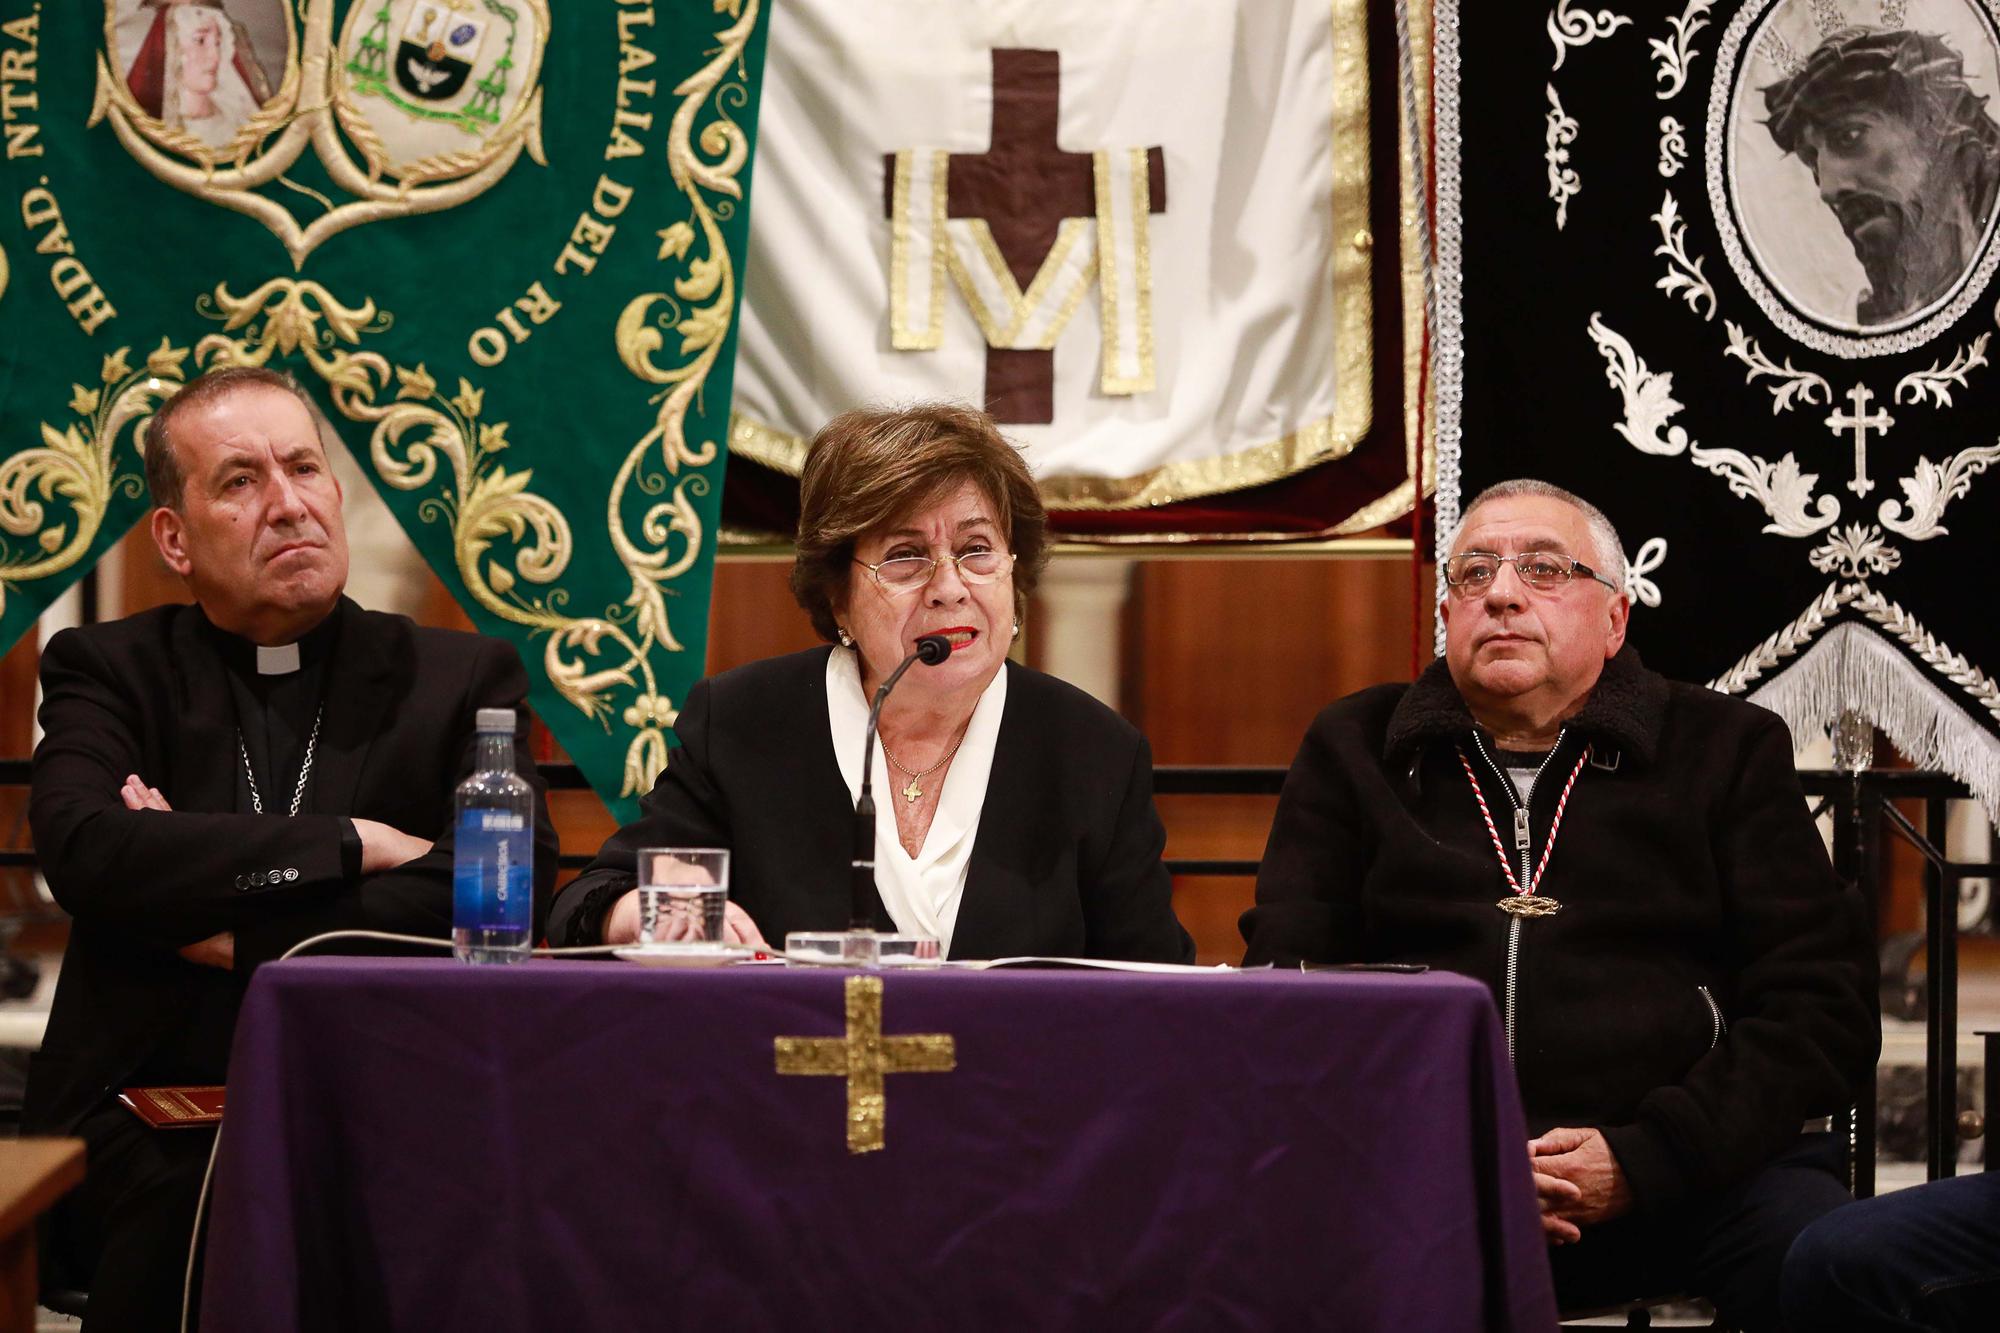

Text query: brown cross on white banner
(884, 49), (1167, 424)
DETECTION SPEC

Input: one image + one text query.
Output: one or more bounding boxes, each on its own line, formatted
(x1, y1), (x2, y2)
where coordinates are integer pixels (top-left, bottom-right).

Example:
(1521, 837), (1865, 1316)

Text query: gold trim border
(1094, 147), (1157, 395)
(887, 150), (948, 350)
(1323, 0), (1376, 481)
(732, 407), (1386, 520)
(727, 0), (1382, 518)
(729, 409), (1365, 513)
(1047, 414), (1356, 509)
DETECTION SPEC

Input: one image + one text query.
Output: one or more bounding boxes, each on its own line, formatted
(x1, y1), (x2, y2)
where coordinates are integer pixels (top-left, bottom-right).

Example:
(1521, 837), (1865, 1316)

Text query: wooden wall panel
(1, 631), (37, 917)
(1128, 558), (1430, 762)
(705, 561), (824, 673)
(0, 635), (34, 758)
(1159, 794), (1282, 967)
(1126, 557), (1432, 963)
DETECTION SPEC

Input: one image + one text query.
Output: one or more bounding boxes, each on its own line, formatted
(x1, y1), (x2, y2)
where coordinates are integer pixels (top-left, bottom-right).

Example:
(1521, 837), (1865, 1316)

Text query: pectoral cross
(1824, 382), (1894, 498)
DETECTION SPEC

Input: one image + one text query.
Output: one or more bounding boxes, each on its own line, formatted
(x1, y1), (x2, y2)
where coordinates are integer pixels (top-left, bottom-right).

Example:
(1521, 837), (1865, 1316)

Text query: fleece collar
(1384, 645), (1669, 767)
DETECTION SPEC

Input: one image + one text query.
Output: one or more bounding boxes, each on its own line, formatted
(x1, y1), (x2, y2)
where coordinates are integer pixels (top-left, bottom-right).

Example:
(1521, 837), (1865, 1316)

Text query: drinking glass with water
(635, 847), (731, 951)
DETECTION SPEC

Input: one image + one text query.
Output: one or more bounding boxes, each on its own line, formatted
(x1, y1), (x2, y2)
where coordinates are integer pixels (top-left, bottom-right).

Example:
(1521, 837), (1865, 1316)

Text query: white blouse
(825, 647), (1007, 957)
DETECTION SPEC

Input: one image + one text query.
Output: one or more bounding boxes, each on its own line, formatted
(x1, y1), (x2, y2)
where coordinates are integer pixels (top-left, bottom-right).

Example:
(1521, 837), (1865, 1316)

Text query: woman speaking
(548, 403), (1193, 962)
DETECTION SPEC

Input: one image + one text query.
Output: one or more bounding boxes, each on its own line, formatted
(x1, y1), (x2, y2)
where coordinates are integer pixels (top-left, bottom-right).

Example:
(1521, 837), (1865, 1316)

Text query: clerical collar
(197, 602), (343, 677)
(256, 642), (301, 676)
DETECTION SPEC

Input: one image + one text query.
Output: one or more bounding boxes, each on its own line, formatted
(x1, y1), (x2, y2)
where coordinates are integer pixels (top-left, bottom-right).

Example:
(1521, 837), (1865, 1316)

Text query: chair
(1558, 1294), (1728, 1329)
(39, 1288), (88, 1318)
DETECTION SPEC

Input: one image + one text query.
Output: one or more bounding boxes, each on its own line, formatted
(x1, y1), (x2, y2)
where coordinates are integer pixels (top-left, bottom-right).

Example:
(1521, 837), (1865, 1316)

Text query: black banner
(1438, 0), (2000, 812)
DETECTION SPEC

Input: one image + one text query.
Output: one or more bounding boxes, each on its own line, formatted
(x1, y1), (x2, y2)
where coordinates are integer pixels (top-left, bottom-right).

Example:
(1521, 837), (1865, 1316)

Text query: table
(201, 959), (1557, 1331)
(0, 1138), (83, 1332)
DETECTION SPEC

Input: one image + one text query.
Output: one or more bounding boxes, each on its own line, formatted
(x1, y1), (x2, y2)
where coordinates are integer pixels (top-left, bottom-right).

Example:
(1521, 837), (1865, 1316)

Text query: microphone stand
(853, 634), (951, 929)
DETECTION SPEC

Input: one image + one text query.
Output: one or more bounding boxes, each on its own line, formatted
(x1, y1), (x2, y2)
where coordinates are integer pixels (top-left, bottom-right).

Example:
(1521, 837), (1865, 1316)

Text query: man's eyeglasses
(1441, 551), (1620, 598)
(855, 549), (1016, 593)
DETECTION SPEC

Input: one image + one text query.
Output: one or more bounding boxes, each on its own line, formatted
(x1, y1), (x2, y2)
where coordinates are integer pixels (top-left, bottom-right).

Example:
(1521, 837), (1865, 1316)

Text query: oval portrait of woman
(1725, 0), (2000, 336)
(111, 0), (291, 151)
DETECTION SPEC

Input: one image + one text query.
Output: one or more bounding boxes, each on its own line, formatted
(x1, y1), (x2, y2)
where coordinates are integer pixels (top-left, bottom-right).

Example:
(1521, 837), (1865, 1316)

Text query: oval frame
(102, 0), (301, 169)
(1707, 0), (2000, 357)
(331, 0), (550, 185)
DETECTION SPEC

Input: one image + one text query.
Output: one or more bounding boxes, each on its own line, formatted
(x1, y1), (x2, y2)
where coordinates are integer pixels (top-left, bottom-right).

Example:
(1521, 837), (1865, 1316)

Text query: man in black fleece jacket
(1242, 479), (1876, 1331)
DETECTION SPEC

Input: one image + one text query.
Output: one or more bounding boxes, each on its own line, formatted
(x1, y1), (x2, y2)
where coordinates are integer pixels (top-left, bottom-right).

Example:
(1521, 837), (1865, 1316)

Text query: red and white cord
(1455, 744), (1591, 896)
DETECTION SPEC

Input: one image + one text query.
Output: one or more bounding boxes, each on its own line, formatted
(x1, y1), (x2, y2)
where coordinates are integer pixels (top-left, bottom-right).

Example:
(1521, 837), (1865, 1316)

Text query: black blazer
(549, 648), (1193, 963)
(23, 598), (558, 1134)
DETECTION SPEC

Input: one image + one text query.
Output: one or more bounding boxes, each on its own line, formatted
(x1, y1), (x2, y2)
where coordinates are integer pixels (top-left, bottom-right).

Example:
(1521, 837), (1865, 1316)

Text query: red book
(118, 1085), (226, 1129)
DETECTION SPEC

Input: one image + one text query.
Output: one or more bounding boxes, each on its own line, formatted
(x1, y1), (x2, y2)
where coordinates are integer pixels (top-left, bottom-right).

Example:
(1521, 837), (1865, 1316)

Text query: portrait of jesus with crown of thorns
(1728, 0), (2000, 331)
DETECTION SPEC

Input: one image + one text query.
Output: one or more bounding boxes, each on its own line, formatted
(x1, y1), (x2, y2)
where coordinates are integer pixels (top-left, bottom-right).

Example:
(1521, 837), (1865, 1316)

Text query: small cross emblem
(774, 975), (956, 1154)
(1824, 382), (1894, 497)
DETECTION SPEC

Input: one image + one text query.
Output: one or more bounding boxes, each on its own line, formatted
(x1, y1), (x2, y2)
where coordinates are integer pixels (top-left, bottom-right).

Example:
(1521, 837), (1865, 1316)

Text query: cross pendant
(902, 777), (923, 804)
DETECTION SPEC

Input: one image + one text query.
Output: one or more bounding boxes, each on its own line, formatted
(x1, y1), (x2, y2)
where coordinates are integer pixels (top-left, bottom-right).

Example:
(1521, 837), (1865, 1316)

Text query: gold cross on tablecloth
(774, 975), (956, 1154)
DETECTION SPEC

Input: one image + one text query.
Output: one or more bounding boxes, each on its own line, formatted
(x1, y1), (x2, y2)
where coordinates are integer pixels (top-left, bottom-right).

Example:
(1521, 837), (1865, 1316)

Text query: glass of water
(635, 847), (731, 951)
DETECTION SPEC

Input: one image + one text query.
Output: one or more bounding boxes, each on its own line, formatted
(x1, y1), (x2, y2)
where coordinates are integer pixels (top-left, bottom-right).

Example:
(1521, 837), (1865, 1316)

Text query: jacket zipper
(1471, 728), (1567, 1060)
(1698, 984), (1727, 1050)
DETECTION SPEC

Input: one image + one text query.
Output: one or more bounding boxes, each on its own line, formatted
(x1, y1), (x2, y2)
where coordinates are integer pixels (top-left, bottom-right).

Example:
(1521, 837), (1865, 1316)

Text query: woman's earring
(1011, 623), (1021, 641)
(837, 627), (855, 647)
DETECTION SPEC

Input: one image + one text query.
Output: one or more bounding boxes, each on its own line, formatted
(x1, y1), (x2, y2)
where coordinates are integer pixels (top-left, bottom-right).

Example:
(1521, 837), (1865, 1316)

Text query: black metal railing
(1798, 770), (1996, 1190)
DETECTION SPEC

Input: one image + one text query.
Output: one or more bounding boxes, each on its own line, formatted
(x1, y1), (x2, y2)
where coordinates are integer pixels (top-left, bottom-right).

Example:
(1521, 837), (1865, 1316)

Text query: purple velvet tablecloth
(200, 959), (1557, 1332)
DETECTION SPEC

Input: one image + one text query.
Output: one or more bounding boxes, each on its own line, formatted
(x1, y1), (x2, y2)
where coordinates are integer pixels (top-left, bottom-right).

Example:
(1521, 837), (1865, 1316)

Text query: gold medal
(1497, 895), (1561, 918)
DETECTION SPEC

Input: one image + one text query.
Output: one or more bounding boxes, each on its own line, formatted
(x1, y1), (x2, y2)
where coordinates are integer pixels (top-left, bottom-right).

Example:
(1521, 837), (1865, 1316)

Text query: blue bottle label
(453, 809), (532, 932)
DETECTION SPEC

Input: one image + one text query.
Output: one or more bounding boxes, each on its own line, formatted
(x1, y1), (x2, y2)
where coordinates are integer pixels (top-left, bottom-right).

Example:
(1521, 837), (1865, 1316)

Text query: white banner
(729, 0), (1372, 510)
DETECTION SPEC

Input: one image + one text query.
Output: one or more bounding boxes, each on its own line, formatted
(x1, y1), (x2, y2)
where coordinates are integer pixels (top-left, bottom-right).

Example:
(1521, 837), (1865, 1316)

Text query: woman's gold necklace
(881, 724), (971, 804)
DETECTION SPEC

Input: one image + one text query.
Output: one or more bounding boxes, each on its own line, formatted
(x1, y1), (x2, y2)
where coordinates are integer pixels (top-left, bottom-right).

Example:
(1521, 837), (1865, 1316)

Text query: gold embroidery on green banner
(190, 275), (690, 802)
(0, 345), (179, 621)
(6, 0), (769, 818)
(183, 0), (760, 813)
(90, 1), (549, 269)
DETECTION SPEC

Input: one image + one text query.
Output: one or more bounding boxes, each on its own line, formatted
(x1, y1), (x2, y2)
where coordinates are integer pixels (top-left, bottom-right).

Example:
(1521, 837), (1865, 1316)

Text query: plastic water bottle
(453, 708), (534, 964)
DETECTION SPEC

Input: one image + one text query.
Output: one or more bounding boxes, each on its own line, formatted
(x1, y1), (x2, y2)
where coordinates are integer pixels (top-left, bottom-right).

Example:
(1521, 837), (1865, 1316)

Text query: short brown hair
(144, 366), (320, 511)
(790, 403), (1049, 643)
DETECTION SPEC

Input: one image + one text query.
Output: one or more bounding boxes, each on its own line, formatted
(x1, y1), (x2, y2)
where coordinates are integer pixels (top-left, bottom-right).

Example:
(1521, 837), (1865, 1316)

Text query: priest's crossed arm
(28, 601), (558, 971)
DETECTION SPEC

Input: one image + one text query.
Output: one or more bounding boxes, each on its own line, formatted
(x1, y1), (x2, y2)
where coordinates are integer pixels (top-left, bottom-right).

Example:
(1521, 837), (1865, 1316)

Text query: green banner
(0, 0), (770, 821)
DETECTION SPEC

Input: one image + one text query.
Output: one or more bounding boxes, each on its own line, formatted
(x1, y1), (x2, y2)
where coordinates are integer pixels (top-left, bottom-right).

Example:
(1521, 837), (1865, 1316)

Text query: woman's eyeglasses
(855, 549), (1016, 593)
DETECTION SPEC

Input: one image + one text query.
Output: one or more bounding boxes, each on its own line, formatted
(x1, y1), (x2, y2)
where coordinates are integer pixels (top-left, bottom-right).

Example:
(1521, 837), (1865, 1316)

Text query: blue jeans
(1782, 1172), (2000, 1332)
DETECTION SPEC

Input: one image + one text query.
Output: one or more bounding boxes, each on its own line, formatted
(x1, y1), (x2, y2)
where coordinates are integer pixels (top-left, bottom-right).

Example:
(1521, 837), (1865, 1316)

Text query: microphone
(852, 634), (952, 928)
